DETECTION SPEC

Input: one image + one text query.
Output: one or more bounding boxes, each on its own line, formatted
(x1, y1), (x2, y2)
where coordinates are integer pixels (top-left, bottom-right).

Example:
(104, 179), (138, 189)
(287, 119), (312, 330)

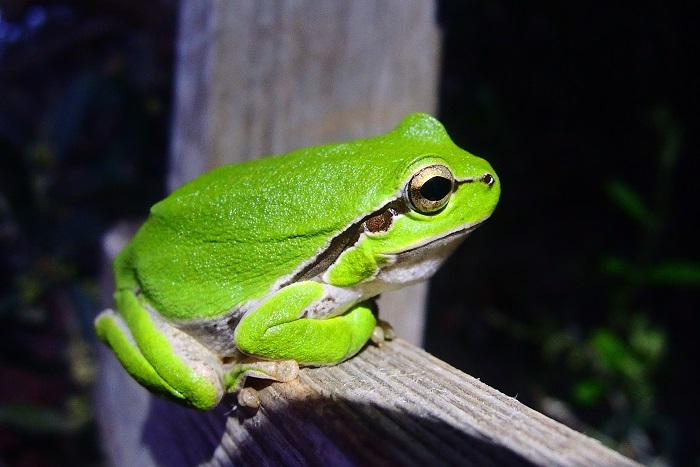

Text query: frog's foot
(370, 319), (396, 347)
(96, 308), (191, 403)
(223, 357), (299, 408)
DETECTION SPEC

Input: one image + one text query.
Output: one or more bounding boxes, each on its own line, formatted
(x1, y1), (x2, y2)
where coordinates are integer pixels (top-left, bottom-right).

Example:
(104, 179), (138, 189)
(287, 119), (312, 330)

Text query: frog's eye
(406, 164), (455, 214)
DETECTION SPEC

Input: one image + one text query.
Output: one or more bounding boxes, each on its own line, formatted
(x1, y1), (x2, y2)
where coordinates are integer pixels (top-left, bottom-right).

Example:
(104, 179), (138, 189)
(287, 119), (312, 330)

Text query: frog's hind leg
(95, 309), (184, 402)
(95, 290), (225, 410)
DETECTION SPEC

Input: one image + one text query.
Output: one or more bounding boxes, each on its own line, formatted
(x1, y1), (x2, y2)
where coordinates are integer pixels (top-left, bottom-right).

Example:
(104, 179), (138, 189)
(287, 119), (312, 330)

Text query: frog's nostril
(481, 173), (495, 188)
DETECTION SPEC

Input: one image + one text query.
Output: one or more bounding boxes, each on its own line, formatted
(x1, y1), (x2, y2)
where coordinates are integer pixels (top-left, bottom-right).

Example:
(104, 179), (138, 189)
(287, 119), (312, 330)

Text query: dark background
(428, 2), (698, 465)
(1, 1), (697, 465)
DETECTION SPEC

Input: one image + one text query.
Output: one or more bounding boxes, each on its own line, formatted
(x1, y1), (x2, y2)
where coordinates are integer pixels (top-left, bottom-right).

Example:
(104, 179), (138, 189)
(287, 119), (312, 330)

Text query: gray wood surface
(95, 329), (637, 465)
(169, 0), (440, 187)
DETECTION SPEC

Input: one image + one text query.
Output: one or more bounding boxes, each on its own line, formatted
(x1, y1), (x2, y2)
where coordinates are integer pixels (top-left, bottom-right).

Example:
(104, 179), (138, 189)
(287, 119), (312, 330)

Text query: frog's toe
(272, 359), (300, 382)
(225, 358), (299, 386)
(370, 319), (396, 346)
(237, 387), (261, 408)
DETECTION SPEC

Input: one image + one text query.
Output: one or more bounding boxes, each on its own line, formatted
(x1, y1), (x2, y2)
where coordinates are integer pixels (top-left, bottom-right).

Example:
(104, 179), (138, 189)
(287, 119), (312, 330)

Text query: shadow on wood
(96, 337), (637, 466)
(142, 388), (536, 466)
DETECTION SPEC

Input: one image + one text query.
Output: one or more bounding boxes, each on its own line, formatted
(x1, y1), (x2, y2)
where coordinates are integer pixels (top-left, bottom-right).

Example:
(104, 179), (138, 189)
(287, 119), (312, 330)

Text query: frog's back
(118, 114), (460, 320)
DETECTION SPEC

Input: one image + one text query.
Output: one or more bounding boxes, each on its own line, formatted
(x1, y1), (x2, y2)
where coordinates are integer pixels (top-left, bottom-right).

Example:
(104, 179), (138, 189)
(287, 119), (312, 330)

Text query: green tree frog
(95, 113), (500, 410)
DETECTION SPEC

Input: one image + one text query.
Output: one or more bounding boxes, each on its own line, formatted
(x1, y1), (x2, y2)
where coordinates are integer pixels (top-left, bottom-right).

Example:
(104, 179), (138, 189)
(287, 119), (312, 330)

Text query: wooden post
(168, 0), (441, 345)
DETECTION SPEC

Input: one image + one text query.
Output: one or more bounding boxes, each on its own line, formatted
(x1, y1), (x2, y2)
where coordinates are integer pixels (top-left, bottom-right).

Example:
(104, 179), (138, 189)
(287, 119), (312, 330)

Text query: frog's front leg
(234, 281), (378, 365)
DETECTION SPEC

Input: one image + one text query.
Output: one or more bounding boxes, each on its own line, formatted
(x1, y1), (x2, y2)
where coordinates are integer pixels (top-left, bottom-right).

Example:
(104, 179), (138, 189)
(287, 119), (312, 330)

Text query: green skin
(95, 113), (500, 410)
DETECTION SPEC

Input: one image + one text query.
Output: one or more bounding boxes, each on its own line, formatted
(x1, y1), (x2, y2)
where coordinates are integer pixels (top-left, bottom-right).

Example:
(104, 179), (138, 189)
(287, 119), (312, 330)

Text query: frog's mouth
(369, 218), (489, 287)
(392, 217), (488, 258)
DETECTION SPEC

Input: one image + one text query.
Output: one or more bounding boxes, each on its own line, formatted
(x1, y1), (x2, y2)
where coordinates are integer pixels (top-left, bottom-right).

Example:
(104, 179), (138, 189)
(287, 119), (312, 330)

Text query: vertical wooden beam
(168, 1), (441, 345)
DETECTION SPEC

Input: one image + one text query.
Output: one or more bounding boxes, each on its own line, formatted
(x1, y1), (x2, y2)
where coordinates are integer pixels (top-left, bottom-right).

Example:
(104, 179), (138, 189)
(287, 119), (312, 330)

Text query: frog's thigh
(95, 309), (185, 403)
(235, 281), (377, 365)
(107, 290), (224, 410)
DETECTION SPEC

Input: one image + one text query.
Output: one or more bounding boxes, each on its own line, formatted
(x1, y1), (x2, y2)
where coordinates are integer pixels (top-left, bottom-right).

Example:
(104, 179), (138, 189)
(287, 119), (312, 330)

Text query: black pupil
(420, 176), (452, 201)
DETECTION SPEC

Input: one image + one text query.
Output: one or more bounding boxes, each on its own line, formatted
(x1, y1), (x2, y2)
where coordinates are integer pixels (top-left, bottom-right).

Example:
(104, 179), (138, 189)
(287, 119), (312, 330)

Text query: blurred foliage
(431, 2), (697, 465)
(456, 105), (693, 464)
(578, 108), (696, 459)
(0, 1), (174, 464)
(513, 107), (691, 463)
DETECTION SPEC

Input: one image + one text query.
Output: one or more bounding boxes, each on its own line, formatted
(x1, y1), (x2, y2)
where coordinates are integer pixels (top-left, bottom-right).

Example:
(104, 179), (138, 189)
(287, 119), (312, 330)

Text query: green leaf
(647, 261), (700, 287)
(590, 329), (644, 381)
(599, 255), (631, 278)
(572, 378), (606, 406)
(604, 180), (653, 226)
(629, 318), (666, 365)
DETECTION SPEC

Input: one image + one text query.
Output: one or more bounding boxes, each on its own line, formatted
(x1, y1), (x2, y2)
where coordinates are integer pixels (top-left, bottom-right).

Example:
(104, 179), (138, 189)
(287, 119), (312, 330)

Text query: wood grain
(95, 334), (638, 466)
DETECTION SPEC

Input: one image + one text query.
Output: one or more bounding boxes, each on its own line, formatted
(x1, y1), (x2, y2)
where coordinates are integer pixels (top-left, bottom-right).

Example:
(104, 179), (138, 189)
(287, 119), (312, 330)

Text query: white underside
(354, 228), (471, 298)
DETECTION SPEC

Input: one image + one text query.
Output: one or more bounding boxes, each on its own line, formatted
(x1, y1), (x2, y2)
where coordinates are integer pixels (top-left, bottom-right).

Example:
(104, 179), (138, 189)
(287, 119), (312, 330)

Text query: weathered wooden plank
(96, 330), (637, 466)
(248, 340), (637, 466)
(169, 0), (441, 186)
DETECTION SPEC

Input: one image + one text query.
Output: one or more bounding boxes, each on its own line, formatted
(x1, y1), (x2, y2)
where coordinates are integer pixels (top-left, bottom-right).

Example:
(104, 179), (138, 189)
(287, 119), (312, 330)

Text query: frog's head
(319, 113), (500, 291)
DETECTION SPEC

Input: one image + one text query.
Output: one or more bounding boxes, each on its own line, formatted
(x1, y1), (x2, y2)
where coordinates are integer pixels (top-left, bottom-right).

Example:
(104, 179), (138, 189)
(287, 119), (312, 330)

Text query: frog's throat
(391, 216), (488, 257)
(280, 175), (482, 288)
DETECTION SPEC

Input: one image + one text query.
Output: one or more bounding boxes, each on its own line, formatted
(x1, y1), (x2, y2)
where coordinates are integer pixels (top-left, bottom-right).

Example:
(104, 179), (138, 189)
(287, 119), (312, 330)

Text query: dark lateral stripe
(280, 174), (484, 287)
(281, 198), (410, 286)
